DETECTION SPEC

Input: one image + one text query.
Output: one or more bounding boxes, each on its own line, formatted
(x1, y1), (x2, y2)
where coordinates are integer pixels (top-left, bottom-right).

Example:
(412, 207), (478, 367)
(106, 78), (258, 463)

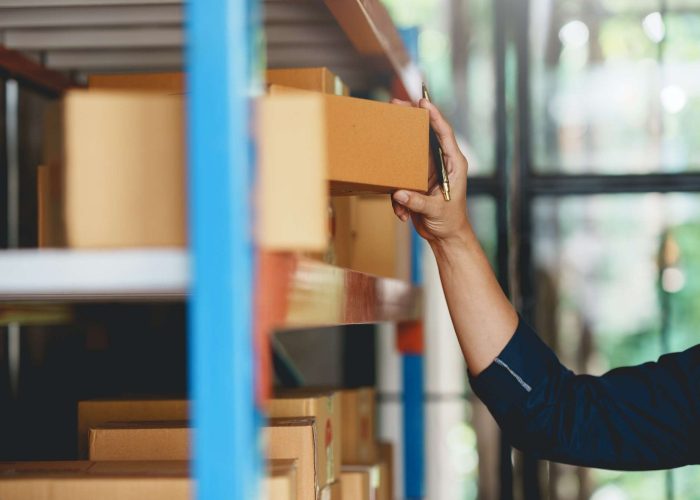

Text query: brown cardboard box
(267, 417), (327, 500)
(340, 388), (377, 464)
(89, 421), (190, 461)
(268, 390), (341, 485)
(342, 465), (380, 500)
(332, 195), (411, 279)
(267, 459), (298, 500)
(267, 67), (348, 96)
(258, 91), (428, 251)
(267, 87), (428, 194)
(340, 469), (371, 500)
(90, 419), (312, 497)
(88, 72), (185, 93)
(78, 398), (188, 458)
(64, 90), (186, 248)
(377, 442), (394, 500)
(0, 461), (191, 500)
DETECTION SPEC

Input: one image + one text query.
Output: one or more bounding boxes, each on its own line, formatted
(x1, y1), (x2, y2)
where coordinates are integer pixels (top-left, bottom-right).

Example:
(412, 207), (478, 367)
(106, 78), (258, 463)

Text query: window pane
(534, 193), (700, 498)
(382, 0), (496, 175)
(530, 1), (700, 173)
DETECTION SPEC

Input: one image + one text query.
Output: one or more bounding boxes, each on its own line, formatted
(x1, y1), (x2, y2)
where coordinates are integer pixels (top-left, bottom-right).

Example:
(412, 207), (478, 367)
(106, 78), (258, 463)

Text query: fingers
(391, 196), (410, 222)
(392, 190), (436, 216)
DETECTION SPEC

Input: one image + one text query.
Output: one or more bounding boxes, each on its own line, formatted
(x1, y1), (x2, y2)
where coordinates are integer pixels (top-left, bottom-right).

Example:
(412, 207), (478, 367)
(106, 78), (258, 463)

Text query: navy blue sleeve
(469, 318), (700, 470)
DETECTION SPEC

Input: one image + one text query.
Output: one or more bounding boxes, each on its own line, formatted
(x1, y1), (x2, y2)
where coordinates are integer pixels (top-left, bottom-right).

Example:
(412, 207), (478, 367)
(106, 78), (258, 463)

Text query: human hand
(391, 98), (470, 245)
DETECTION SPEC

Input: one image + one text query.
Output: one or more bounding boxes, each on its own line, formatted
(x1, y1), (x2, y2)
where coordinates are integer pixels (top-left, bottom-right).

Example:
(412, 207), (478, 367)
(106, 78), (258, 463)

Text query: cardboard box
(258, 91), (428, 251)
(332, 196), (411, 279)
(0, 461), (190, 500)
(340, 388), (377, 464)
(64, 90), (186, 248)
(78, 399), (188, 458)
(268, 390), (341, 484)
(340, 469), (371, 500)
(267, 67), (348, 96)
(267, 417), (327, 500)
(267, 459), (298, 500)
(88, 72), (185, 93)
(342, 465), (380, 500)
(377, 443), (394, 500)
(89, 421), (190, 461)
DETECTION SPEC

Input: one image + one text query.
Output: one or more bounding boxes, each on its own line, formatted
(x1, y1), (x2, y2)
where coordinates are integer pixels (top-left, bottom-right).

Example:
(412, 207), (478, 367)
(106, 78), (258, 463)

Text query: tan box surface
(78, 398), (188, 458)
(264, 88), (428, 194)
(64, 90), (186, 248)
(267, 67), (348, 96)
(269, 390), (341, 484)
(267, 459), (298, 500)
(89, 72), (185, 93)
(0, 461), (190, 500)
(342, 465), (380, 500)
(266, 417), (327, 500)
(89, 421), (190, 461)
(340, 469), (371, 500)
(340, 388), (377, 464)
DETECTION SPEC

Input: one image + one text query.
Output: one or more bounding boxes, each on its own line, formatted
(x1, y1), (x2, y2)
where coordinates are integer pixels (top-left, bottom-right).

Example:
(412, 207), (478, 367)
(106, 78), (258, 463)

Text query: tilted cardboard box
(258, 90), (428, 251)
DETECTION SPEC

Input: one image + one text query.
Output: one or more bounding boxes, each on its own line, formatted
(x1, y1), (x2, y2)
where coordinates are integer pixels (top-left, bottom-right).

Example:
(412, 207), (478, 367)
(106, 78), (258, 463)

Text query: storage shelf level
(0, 250), (421, 325)
(0, 248), (188, 301)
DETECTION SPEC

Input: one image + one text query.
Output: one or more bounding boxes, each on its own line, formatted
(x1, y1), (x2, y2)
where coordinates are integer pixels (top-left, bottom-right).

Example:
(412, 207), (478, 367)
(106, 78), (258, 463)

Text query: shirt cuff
(468, 317), (560, 417)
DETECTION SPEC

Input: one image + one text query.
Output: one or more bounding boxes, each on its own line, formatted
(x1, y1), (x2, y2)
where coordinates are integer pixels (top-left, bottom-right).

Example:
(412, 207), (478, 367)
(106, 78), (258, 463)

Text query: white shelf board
(0, 248), (188, 301)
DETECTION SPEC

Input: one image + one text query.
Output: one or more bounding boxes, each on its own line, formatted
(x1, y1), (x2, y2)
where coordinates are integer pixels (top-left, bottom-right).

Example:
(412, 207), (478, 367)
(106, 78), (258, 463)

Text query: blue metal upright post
(398, 26), (426, 500)
(186, 1), (260, 499)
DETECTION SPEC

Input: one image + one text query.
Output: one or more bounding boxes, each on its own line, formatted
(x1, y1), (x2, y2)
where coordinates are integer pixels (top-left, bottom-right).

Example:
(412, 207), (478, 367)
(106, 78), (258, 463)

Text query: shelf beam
(0, 46), (73, 95)
(257, 252), (422, 331)
(0, 249), (187, 301)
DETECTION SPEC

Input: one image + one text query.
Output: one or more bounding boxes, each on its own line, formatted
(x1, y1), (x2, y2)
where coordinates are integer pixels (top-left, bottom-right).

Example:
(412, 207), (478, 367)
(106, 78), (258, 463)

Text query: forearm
(430, 224), (518, 376)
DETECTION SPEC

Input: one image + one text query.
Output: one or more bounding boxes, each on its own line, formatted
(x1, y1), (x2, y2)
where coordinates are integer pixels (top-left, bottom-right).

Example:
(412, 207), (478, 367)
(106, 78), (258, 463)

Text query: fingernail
(400, 213), (409, 222)
(394, 191), (409, 204)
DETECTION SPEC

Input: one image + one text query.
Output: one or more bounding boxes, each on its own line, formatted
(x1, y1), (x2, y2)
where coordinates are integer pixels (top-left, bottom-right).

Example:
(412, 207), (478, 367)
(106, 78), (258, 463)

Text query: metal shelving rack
(0, 0), (425, 498)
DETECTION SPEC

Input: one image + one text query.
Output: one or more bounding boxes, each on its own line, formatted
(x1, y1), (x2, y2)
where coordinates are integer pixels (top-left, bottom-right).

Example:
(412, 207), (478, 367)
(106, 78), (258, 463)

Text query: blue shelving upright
(186, 0), (261, 498)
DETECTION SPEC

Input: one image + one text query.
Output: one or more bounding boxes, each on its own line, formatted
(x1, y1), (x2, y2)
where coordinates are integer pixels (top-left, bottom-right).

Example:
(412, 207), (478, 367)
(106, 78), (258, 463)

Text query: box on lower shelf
(0, 460), (296, 500)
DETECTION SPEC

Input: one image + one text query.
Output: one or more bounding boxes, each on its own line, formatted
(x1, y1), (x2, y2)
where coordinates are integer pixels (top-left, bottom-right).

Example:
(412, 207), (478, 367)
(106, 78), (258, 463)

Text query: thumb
(392, 190), (435, 215)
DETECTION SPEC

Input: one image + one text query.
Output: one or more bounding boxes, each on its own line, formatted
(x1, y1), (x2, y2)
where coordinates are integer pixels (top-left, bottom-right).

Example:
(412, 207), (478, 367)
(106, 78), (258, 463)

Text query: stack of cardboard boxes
(7, 67), (411, 499)
(0, 388), (394, 500)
